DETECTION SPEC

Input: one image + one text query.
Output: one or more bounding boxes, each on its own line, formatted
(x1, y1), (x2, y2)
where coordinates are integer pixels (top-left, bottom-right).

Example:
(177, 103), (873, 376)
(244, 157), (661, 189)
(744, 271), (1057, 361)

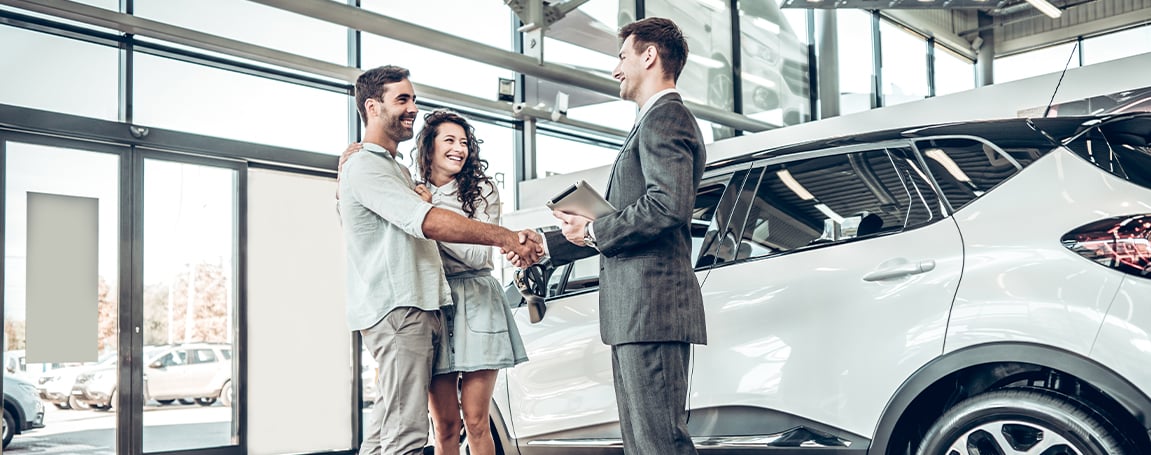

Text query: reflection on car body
(489, 113), (1151, 454)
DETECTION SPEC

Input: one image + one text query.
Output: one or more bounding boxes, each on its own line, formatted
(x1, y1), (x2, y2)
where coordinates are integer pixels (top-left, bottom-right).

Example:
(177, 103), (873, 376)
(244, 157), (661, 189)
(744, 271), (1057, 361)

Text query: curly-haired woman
(411, 110), (528, 455)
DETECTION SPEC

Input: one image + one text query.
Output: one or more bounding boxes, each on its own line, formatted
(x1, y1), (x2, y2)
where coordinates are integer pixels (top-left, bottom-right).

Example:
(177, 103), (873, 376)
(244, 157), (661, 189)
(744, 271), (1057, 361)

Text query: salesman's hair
(354, 65), (410, 126)
(619, 17), (689, 82)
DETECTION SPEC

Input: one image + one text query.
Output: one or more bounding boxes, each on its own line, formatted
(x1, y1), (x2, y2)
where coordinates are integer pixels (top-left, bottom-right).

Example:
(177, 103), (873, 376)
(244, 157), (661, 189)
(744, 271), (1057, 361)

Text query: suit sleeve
(593, 102), (702, 257)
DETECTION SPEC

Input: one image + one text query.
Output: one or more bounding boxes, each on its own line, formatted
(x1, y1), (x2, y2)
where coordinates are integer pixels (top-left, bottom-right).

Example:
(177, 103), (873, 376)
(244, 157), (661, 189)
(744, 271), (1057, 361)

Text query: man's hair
(355, 65), (411, 126)
(619, 17), (689, 82)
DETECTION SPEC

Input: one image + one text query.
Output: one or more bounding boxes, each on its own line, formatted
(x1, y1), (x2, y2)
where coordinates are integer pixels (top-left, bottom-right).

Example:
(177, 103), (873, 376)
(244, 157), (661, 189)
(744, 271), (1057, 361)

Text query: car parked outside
(491, 113), (1151, 454)
(4, 373), (45, 448)
(74, 343), (233, 409)
(37, 353), (116, 409)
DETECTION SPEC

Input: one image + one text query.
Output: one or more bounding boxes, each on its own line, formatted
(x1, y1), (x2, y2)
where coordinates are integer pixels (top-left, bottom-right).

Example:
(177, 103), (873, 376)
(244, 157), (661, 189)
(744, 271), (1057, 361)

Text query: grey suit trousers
(611, 342), (697, 455)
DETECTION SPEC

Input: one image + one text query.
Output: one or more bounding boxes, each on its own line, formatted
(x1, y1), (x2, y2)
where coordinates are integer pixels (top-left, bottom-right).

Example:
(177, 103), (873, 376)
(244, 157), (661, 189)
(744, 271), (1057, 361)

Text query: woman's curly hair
(414, 109), (493, 219)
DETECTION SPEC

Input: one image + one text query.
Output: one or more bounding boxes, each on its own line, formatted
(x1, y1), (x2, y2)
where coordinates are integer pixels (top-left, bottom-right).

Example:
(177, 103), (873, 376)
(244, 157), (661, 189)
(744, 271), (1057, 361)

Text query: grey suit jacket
(547, 93), (707, 346)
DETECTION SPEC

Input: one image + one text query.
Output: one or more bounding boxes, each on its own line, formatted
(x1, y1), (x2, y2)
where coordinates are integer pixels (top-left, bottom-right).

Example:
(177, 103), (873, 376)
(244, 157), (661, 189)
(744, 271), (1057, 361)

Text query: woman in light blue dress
(414, 109), (528, 455)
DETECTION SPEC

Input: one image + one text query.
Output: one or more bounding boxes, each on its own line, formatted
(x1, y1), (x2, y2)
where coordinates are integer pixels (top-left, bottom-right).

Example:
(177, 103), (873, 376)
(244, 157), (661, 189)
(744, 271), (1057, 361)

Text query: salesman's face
(612, 35), (647, 103)
(375, 78), (419, 143)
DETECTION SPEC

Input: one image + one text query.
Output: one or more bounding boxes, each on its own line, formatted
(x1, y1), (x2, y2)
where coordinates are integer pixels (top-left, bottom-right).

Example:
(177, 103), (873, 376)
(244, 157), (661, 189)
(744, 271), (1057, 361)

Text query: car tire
(3, 406), (15, 448)
(68, 395), (89, 410)
(916, 388), (1129, 455)
(178, 399), (195, 405)
(195, 397), (217, 406)
(707, 61), (736, 140)
(53, 402), (69, 410)
(156, 399), (175, 405)
(219, 381), (233, 407)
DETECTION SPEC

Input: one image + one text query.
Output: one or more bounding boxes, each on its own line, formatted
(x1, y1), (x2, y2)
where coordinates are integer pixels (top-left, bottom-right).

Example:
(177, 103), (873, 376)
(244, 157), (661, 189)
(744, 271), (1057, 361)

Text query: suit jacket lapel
(605, 123), (640, 201)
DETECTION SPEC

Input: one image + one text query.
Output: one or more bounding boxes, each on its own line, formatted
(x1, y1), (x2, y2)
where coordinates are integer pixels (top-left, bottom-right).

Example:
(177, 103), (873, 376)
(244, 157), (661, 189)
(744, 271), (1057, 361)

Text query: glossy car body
(4, 374), (45, 448)
(492, 113), (1151, 454)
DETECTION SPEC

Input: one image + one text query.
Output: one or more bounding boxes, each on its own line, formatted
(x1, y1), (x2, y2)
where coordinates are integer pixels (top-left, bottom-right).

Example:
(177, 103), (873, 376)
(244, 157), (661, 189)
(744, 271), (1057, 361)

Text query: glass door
(2, 137), (124, 455)
(140, 153), (241, 453)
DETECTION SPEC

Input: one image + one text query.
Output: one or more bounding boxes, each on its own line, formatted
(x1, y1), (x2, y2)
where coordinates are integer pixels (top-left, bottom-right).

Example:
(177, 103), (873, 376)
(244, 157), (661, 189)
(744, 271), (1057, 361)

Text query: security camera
(129, 125), (150, 138)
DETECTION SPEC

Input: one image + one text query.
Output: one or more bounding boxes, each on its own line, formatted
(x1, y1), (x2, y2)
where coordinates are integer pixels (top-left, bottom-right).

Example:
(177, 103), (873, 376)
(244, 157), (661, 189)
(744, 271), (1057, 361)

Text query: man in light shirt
(340, 65), (541, 455)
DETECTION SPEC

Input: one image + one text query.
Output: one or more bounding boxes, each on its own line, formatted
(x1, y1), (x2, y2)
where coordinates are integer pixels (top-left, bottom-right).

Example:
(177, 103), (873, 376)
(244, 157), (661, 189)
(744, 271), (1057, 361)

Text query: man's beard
(386, 115), (415, 142)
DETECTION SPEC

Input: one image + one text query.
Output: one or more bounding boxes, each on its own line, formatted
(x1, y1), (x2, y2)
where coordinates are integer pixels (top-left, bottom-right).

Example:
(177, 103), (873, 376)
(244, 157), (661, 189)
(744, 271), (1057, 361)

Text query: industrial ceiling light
(1024, 0), (1063, 18)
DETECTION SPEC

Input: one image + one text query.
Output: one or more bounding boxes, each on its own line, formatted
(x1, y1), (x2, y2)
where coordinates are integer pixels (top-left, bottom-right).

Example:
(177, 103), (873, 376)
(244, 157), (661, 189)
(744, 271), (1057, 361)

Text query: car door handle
(863, 259), (936, 282)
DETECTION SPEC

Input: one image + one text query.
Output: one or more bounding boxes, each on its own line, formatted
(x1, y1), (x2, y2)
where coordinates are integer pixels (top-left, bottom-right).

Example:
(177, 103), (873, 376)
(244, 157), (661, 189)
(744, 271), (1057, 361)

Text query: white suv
(491, 113), (1151, 455)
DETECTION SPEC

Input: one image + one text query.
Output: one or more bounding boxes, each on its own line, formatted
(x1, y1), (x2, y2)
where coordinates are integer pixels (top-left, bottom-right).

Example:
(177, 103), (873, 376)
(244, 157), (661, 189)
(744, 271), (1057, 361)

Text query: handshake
(500, 229), (545, 269)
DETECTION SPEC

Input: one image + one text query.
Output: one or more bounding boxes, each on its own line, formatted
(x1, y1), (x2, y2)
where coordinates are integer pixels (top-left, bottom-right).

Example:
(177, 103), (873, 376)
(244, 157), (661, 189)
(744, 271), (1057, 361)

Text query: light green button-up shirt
(338, 142), (452, 331)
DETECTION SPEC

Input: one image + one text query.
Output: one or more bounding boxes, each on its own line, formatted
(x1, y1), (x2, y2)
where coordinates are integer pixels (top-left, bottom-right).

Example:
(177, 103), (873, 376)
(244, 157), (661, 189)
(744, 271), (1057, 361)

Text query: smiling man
(339, 65), (542, 455)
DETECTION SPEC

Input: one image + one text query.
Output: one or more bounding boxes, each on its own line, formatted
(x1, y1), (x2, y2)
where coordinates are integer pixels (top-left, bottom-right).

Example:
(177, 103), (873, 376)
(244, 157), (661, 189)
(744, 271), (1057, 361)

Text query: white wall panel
(247, 168), (351, 455)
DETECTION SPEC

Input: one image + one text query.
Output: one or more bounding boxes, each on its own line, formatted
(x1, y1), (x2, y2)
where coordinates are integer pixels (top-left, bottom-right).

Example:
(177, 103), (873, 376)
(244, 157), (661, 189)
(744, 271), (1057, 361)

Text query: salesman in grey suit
(511, 17), (707, 455)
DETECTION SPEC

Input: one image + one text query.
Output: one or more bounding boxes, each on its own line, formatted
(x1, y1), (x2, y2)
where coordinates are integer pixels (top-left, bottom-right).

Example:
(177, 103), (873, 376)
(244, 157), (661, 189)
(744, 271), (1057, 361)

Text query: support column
(974, 11), (994, 87)
(815, 9), (840, 119)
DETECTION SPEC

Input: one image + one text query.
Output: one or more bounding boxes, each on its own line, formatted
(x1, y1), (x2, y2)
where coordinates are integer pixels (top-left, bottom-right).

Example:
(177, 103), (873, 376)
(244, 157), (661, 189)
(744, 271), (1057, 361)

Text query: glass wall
(133, 53), (349, 155)
(141, 158), (239, 452)
(646, 0), (735, 139)
(739, 0), (811, 126)
(133, 0), (349, 65)
(879, 20), (928, 106)
(1082, 24), (1151, 65)
(837, 10), (875, 115)
(995, 41), (1081, 84)
(0, 25), (119, 122)
(934, 43), (975, 96)
(535, 133), (620, 177)
(3, 141), (121, 454)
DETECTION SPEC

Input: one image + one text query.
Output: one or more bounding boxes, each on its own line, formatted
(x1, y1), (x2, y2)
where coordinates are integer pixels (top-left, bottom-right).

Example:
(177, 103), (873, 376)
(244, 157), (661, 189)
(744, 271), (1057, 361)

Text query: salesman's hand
(553, 211), (592, 247)
(335, 142), (363, 201)
(503, 229), (543, 268)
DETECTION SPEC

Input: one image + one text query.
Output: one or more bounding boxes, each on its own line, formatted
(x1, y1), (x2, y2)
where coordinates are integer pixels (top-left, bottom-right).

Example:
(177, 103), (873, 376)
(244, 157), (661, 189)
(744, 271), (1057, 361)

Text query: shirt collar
(427, 179), (459, 196)
(636, 88), (678, 125)
(362, 142), (404, 161)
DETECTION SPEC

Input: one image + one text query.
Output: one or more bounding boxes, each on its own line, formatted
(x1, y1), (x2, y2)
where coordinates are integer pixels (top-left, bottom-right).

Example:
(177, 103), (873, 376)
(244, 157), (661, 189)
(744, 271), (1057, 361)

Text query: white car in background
(489, 113), (1151, 455)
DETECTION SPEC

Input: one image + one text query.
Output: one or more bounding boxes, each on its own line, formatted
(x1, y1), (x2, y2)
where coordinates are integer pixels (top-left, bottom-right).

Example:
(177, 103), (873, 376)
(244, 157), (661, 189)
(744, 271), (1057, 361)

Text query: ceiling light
(1024, 0), (1063, 18)
(924, 148), (973, 183)
(777, 169), (815, 200)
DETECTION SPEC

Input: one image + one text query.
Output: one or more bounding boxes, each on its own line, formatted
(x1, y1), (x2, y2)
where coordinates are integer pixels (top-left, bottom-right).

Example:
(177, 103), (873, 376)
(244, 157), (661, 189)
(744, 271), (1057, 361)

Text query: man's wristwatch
(583, 221), (598, 249)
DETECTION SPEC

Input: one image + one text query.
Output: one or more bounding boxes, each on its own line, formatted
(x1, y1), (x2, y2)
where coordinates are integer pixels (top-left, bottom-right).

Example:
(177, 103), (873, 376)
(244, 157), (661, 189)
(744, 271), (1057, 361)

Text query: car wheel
(54, 402), (70, 410)
(178, 399), (195, 405)
(916, 388), (1129, 455)
(68, 395), (89, 410)
(3, 406), (15, 448)
(195, 397), (217, 406)
(156, 399), (175, 405)
(219, 381), (233, 407)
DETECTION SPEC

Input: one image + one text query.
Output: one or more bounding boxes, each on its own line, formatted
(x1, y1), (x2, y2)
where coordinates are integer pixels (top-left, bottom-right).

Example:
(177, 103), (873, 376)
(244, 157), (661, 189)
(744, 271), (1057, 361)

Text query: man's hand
(335, 142), (364, 201)
(414, 184), (432, 203)
(503, 229), (543, 268)
(554, 210), (592, 247)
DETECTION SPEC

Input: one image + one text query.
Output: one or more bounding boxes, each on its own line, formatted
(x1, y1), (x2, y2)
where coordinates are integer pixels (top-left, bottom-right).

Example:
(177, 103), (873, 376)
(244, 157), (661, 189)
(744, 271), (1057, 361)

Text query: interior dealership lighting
(815, 203), (844, 224)
(1024, 0), (1063, 18)
(741, 71), (779, 89)
(777, 169), (815, 200)
(924, 148), (974, 183)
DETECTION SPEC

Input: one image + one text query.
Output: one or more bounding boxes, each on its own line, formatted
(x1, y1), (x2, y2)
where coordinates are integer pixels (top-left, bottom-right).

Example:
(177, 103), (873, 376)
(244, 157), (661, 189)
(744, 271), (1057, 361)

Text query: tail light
(1062, 214), (1151, 278)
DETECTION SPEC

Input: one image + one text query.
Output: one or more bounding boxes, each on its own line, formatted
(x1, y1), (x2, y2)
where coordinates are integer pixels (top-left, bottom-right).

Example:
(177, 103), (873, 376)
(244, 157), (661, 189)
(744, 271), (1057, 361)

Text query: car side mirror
(149, 360), (163, 369)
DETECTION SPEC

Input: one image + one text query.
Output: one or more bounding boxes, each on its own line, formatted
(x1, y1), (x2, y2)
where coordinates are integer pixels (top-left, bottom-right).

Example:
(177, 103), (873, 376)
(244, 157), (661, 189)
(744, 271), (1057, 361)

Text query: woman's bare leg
(428, 373), (463, 455)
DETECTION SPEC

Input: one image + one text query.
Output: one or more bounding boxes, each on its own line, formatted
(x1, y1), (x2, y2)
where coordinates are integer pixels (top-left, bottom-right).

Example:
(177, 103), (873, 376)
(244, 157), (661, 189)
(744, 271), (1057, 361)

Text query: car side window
(547, 172), (740, 298)
(914, 138), (1021, 212)
(733, 148), (934, 258)
(696, 167), (760, 267)
(190, 349), (217, 364)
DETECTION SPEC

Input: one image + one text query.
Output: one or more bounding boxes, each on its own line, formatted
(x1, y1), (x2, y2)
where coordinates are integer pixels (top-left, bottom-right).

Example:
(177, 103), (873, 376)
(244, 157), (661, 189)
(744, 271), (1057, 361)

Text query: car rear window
(1062, 115), (1151, 190)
